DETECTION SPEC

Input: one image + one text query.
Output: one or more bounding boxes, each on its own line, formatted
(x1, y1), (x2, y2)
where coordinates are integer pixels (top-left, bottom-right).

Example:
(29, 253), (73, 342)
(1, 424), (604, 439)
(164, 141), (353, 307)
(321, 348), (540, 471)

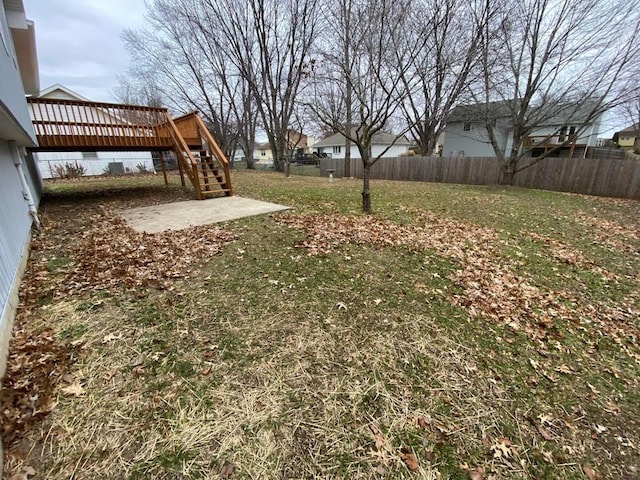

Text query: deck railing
(27, 98), (174, 150)
(524, 134), (585, 149)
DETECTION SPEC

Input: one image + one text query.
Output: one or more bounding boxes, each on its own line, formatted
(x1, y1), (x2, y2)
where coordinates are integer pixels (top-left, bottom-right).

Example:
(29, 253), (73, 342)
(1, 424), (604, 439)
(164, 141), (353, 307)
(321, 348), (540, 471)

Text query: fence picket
(319, 156), (640, 199)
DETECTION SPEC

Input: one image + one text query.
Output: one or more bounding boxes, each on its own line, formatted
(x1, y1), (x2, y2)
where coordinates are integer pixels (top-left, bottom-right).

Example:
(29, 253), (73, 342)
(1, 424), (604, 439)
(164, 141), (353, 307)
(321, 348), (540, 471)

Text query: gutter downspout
(9, 140), (41, 230)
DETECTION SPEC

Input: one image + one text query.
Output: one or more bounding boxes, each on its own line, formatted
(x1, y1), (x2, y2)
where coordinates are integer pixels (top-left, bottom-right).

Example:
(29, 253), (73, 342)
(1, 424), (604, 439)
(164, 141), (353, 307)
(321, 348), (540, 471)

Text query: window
(463, 122), (472, 132)
(261, 150), (266, 156)
(569, 126), (576, 136)
(558, 126), (568, 143)
(82, 151), (98, 159)
(333, 146), (341, 154)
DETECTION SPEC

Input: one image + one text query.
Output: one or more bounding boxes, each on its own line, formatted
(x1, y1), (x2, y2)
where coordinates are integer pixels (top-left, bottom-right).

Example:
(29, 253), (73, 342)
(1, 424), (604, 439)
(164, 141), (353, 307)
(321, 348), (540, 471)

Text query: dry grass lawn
(2, 171), (639, 479)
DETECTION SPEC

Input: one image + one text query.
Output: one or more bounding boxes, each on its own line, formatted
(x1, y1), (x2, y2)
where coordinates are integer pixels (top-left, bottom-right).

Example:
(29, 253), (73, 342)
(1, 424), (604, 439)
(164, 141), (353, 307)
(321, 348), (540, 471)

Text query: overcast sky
(22, 0), (627, 134)
(25, 0), (147, 102)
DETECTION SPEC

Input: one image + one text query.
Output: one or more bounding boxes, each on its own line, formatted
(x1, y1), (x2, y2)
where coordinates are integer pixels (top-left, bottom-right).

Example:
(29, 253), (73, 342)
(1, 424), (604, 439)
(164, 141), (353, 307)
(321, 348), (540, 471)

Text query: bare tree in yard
(398, 0), (488, 156)
(121, 0), (256, 164)
(473, 0), (640, 184)
(311, 0), (417, 213)
(198, 0), (320, 173)
(619, 90), (640, 154)
(113, 75), (164, 108)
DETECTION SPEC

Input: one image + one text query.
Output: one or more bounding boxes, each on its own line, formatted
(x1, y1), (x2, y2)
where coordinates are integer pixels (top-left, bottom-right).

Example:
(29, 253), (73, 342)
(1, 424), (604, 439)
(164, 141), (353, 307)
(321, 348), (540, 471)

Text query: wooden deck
(27, 98), (232, 199)
(27, 98), (174, 151)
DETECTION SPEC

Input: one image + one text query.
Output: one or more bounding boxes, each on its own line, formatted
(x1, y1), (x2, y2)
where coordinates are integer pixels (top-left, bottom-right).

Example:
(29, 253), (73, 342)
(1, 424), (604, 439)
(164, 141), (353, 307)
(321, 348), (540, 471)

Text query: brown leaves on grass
(278, 211), (640, 349)
(582, 464), (597, 479)
(0, 327), (76, 449)
(399, 447), (419, 471)
(61, 210), (235, 294)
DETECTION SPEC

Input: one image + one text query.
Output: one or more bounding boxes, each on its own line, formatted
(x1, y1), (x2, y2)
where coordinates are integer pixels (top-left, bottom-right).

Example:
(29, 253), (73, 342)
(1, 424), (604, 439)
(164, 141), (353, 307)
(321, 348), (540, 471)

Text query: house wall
(529, 124), (599, 146)
(443, 121), (507, 157)
(35, 151), (155, 178)
(0, 3), (41, 468)
(0, 5), (36, 145)
(315, 144), (409, 159)
(0, 141), (35, 379)
(257, 147), (274, 163)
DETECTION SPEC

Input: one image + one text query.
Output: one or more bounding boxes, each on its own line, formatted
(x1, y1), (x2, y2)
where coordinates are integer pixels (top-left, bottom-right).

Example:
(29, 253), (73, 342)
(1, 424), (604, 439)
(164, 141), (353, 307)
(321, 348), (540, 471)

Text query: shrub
(51, 161), (86, 179)
(136, 163), (150, 174)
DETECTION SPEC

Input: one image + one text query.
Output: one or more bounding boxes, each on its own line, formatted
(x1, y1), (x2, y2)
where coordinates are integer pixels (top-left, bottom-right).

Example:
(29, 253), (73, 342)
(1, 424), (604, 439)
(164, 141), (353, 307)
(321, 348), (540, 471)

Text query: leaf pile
(575, 212), (640, 254)
(0, 326), (75, 450)
(61, 210), (236, 294)
(278, 212), (640, 348)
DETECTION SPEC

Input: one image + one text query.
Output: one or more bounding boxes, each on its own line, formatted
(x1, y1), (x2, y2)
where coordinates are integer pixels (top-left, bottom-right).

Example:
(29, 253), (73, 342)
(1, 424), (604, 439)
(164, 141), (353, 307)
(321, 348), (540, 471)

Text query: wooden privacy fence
(320, 156), (640, 199)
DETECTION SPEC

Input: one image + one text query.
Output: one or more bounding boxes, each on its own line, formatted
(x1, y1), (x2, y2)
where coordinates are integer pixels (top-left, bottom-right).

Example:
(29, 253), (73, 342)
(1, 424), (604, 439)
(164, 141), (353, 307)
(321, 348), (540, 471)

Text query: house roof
(447, 100), (514, 123)
(4, 0), (39, 95)
(447, 99), (602, 126)
(313, 131), (411, 148)
(616, 123), (639, 135)
(36, 84), (89, 101)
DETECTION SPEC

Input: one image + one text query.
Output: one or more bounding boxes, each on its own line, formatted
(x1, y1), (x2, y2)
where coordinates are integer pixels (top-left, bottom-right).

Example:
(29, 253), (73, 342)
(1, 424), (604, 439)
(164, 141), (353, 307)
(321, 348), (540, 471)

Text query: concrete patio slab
(121, 196), (290, 233)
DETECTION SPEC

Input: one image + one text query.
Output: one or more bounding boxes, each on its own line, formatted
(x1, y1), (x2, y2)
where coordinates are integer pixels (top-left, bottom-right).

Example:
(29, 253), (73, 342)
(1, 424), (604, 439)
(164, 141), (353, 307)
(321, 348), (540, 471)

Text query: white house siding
(316, 143), (409, 159)
(443, 122), (508, 157)
(35, 151), (155, 178)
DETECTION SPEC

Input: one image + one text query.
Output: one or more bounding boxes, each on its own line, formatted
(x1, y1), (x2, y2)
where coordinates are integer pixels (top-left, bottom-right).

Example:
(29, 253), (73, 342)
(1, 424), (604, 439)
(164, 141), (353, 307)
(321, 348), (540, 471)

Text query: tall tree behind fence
(320, 156), (640, 199)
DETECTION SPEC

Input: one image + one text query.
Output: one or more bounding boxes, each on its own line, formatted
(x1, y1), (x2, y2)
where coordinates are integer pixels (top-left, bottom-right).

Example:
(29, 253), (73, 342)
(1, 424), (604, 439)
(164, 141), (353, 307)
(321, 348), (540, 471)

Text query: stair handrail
(192, 114), (233, 196)
(163, 112), (203, 199)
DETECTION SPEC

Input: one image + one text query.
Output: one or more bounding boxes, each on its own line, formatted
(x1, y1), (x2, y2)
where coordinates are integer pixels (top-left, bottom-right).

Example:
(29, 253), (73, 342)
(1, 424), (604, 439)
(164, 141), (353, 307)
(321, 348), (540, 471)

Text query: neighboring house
(312, 131), (411, 159)
(443, 100), (602, 158)
(31, 84), (155, 177)
(1, 0), (41, 379)
(613, 123), (639, 152)
(256, 142), (274, 167)
(252, 131), (316, 167)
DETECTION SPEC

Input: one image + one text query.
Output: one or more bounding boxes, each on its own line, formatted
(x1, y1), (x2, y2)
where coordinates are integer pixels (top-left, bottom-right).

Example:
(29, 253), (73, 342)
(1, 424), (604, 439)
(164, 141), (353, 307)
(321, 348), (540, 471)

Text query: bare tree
(311, 0), (417, 212)
(197, 0), (320, 173)
(398, 0), (488, 156)
(473, 0), (640, 183)
(113, 75), (164, 108)
(121, 0), (257, 164)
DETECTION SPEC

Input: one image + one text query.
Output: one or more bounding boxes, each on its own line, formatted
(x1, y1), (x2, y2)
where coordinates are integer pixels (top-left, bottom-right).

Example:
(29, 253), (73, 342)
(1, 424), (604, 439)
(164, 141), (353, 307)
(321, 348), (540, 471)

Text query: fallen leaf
(61, 383), (86, 397)
(219, 462), (234, 479)
(400, 447), (419, 471)
(102, 333), (121, 343)
(469, 468), (484, 480)
(336, 302), (347, 310)
(593, 424), (607, 434)
(9, 465), (37, 480)
(418, 417), (427, 429)
(374, 433), (384, 451)
(582, 464), (597, 480)
(129, 355), (145, 367)
(555, 364), (575, 374)
(537, 425), (553, 440)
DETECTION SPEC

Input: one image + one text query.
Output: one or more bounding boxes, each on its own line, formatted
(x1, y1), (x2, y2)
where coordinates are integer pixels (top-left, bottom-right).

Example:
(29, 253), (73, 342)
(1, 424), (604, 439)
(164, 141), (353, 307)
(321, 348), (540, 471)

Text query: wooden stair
(165, 112), (233, 200)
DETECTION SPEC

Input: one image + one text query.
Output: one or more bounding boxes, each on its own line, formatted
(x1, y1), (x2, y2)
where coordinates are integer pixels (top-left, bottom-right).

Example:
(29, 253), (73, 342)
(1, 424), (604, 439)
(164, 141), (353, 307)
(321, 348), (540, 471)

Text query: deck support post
(158, 151), (169, 186)
(177, 155), (186, 187)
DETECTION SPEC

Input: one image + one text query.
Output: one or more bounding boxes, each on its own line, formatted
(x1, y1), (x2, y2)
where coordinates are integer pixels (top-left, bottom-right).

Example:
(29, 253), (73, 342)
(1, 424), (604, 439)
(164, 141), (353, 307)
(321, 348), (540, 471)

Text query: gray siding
(0, 6), (35, 144)
(443, 121), (507, 158)
(0, 140), (32, 323)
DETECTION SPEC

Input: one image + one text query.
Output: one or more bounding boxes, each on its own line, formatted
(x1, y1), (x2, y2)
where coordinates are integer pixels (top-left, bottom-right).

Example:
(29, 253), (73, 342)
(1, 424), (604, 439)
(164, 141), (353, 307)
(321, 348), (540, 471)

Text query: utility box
(108, 162), (125, 176)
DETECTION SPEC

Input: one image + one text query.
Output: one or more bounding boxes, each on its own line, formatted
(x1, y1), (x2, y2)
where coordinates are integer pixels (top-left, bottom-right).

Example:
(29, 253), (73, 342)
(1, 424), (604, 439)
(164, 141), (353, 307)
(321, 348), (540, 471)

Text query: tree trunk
(501, 160), (516, 185)
(362, 162), (372, 213)
(285, 161), (291, 177)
